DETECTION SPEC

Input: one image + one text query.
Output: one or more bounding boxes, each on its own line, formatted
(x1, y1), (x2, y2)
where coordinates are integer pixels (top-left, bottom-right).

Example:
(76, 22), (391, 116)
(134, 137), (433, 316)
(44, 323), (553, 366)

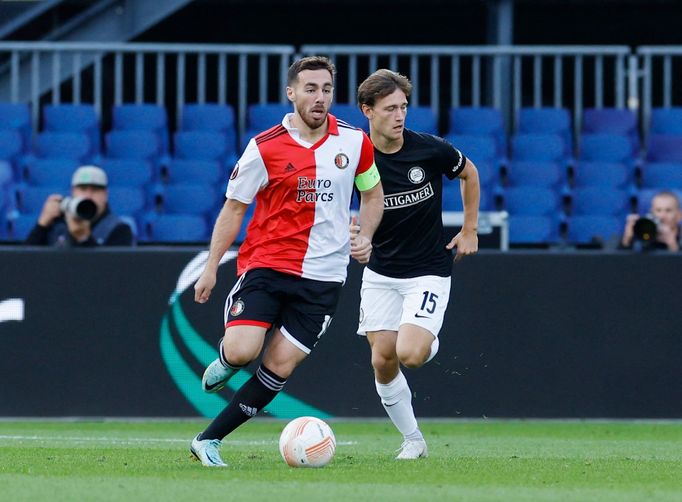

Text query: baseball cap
(71, 165), (108, 188)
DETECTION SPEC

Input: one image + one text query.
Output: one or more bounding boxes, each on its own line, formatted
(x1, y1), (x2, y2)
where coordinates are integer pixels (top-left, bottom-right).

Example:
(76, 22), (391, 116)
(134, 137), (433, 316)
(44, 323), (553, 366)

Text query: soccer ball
(279, 416), (336, 468)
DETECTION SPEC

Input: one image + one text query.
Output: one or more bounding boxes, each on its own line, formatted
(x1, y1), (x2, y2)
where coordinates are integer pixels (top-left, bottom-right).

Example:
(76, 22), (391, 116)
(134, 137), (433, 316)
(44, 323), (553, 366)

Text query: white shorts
(357, 268), (452, 337)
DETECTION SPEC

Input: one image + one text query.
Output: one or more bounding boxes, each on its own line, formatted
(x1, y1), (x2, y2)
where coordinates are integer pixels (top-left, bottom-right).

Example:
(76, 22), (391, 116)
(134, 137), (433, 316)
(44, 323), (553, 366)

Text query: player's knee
(222, 343), (257, 367)
(397, 346), (428, 369)
(371, 351), (398, 373)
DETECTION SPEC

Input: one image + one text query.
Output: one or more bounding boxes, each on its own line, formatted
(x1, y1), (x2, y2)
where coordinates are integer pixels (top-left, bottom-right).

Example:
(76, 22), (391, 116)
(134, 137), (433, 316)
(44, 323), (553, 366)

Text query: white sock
(426, 336), (439, 363)
(375, 371), (421, 439)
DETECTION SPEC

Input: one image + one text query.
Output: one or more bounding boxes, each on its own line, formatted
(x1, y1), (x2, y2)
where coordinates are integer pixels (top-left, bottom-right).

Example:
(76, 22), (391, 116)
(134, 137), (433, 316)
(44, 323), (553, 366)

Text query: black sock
(218, 339), (243, 370)
(200, 364), (286, 440)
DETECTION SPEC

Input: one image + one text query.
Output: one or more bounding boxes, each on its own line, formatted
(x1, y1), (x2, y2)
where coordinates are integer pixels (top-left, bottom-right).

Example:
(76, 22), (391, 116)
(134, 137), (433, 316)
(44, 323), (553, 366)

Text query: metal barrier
(637, 46), (682, 138)
(0, 42), (296, 138)
(300, 45), (634, 138)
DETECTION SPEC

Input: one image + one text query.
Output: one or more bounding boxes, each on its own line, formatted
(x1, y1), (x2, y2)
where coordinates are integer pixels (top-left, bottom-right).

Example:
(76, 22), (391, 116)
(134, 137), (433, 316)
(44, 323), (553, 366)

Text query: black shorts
(223, 268), (343, 354)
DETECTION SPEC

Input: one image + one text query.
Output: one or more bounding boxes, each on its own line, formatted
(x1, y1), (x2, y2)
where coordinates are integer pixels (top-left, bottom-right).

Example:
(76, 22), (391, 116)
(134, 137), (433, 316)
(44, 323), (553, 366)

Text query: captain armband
(354, 163), (381, 191)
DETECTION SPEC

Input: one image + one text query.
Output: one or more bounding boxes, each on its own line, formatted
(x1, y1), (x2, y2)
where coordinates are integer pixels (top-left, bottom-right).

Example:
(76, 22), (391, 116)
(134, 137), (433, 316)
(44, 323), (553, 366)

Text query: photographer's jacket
(25, 207), (134, 247)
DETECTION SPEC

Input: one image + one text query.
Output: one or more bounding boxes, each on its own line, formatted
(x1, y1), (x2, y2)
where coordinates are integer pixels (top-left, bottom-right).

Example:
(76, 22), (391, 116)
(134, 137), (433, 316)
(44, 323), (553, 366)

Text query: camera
(60, 197), (98, 221)
(633, 214), (660, 242)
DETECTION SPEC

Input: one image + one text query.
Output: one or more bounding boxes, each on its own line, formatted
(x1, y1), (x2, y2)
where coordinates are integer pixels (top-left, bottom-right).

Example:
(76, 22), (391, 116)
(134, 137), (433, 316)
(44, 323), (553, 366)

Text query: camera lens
(633, 217), (657, 241)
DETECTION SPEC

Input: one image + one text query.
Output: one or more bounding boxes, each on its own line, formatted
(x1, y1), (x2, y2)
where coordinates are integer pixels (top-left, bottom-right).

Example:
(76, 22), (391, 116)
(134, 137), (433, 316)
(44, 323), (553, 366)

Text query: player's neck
(290, 114), (328, 144)
(371, 130), (404, 154)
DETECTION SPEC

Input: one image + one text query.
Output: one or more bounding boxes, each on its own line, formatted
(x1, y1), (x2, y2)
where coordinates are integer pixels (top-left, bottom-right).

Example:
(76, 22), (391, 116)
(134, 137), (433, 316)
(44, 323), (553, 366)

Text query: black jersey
(368, 129), (466, 278)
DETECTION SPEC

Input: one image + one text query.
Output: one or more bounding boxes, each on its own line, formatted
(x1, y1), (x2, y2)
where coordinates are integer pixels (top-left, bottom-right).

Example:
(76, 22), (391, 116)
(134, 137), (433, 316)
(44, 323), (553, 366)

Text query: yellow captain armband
(354, 162), (381, 191)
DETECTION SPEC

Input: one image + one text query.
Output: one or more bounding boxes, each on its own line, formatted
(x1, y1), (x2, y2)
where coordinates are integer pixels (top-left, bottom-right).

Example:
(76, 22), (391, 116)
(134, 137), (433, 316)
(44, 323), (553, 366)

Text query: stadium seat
(509, 215), (560, 245)
(445, 134), (499, 165)
(472, 160), (498, 190)
(174, 131), (230, 162)
(105, 130), (161, 163)
(332, 104), (368, 131)
(35, 132), (92, 161)
(9, 213), (39, 241)
(650, 107), (682, 135)
(160, 183), (219, 216)
(502, 186), (562, 216)
(107, 186), (147, 217)
(505, 161), (565, 189)
(511, 133), (568, 163)
(235, 203), (256, 243)
(572, 162), (631, 190)
(566, 215), (623, 246)
(518, 107), (572, 151)
(166, 159), (223, 185)
(19, 185), (67, 214)
(0, 160), (13, 187)
(0, 129), (26, 174)
(570, 187), (631, 216)
(0, 103), (31, 152)
(645, 134), (682, 162)
(640, 162), (682, 190)
(112, 104), (169, 153)
(448, 107), (506, 157)
(181, 103), (237, 153)
(407, 106), (438, 135)
(579, 134), (634, 163)
(99, 158), (154, 188)
(25, 158), (78, 187)
(442, 180), (490, 211)
(247, 103), (292, 132)
(582, 107), (639, 150)
(43, 104), (100, 154)
(147, 213), (208, 242)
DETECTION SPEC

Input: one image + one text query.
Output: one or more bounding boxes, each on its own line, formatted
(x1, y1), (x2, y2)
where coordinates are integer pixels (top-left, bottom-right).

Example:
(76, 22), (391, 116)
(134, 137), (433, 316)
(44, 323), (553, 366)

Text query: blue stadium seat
(636, 188), (682, 214)
(445, 134), (499, 165)
(0, 129), (26, 174)
(100, 158), (153, 188)
(570, 187), (631, 216)
(572, 162), (631, 190)
(247, 103), (292, 132)
(161, 183), (219, 216)
(472, 160), (498, 190)
(25, 158), (78, 187)
(43, 104), (100, 154)
(566, 215), (623, 246)
(9, 213), (39, 241)
(19, 185), (67, 214)
(332, 104), (368, 131)
(108, 186), (147, 217)
(511, 133), (568, 163)
(182, 103), (237, 153)
(112, 104), (169, 154)
(35, 132), (92, 161)
(640, 162), (682, 190)
(650, 107), (682, 135)
(448, 107), (506, 157)
(442, 180), (490, 211)
(582, 107), (639, 150)
(0, 103), (31, 152)
(579, 134), (634, 163)
(505, 161), (565, 189)
(0, 160), (13, 187)
(166, 159), (223, 185)
(509, 215), (560, 245)
(502, 186), (562, 216)
(174, 131), (229, 162)
(236, 203), (256, 243)
(147, 213), (208, 242)
(105, 130), (161, 163)
(407, 106), (438, 135)
(518, 107), (572, 151)
(645, 134), (682, 162)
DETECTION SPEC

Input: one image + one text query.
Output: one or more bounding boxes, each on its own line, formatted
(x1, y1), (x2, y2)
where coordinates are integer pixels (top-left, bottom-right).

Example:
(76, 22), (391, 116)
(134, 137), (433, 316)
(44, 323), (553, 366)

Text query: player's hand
(194, 271), (217, 303)
(446, 228), (478, 262)
(350, 216), (372, 264)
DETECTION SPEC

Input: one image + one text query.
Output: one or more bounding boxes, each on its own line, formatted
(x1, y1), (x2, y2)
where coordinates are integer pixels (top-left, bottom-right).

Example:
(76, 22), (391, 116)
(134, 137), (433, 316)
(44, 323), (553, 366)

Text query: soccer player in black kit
(353, 69), (480, 459)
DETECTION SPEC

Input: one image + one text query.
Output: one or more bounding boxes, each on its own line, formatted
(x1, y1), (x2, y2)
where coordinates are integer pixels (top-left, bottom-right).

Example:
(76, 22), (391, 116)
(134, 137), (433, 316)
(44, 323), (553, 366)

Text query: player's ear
(361, 104), (373, 119)
(286, 87), (295, 102)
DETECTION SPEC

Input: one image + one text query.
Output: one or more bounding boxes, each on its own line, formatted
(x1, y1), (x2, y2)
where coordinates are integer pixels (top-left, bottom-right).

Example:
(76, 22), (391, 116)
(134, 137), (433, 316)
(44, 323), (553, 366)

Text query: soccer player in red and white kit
(353, 69), (479, 459)
(189, 56), (384, 467)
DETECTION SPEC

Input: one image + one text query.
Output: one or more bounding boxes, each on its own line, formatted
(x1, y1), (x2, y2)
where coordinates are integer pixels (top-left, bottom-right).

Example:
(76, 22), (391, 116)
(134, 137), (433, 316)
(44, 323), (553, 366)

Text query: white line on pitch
(0, 435), (356, 445)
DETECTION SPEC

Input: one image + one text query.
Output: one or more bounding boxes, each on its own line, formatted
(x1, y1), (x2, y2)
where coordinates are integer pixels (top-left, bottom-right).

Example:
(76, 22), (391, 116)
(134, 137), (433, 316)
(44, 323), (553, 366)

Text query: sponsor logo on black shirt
(383, 183), (434, 210)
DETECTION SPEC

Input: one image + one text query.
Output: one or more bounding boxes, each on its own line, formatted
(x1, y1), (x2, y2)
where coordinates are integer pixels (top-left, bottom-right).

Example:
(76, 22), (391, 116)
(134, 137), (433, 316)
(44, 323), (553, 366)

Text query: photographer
(25, 165), (134, 247)
(620, 190), (681, 251)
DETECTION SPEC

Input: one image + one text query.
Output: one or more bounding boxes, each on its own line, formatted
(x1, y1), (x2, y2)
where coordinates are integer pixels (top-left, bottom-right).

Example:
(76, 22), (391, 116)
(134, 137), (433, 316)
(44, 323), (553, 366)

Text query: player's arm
(446, 158), (480, 261)
(351, 134), (384, 263)
(194, 198), (248, 303)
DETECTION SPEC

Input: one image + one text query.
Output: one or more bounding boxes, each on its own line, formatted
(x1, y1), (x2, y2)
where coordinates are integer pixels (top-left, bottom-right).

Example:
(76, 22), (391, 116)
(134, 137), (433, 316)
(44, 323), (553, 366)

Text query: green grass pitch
(1, 419), (680, 501)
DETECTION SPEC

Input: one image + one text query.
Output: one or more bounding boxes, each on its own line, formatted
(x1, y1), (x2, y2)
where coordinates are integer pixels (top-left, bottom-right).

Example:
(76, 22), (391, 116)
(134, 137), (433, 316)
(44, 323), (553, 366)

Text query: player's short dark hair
(287, 56), (336, 85)
(357, 69), (413, 108)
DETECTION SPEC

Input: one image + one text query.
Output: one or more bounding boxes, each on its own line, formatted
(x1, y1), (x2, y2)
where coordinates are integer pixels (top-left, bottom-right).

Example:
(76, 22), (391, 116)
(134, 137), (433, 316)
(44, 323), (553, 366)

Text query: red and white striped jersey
(226, 113), (377, 282)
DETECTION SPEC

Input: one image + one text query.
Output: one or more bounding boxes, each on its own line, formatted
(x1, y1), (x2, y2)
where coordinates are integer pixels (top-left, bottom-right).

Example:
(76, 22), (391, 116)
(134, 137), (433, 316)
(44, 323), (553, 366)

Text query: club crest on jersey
(334, 152), (350, 169)
(230, 299), (245, 317)
(408, 166), (425, 184)
(230, 163), (240, 180)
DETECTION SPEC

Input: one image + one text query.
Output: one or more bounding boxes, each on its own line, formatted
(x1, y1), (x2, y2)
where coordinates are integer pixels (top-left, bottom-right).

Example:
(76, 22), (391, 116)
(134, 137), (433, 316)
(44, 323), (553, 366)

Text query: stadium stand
(582, 107), (640, 150)
(518, 107), (573, 154)
(448, 107), (506, 160)
(146, 213), (208, 243)
(566, 215), (623, 246)
(112, 104), (169, 155)
(508, 214), (560, 245)
(43, 104), (101, 155)
(407, 106), (439, 135)
(0, 103), (32, 153)
(570, 186), (631, 216)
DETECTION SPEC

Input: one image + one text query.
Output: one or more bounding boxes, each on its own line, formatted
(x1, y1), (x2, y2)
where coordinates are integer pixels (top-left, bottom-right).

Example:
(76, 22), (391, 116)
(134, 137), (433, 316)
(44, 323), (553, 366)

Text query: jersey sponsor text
(384, 182), (434, 210)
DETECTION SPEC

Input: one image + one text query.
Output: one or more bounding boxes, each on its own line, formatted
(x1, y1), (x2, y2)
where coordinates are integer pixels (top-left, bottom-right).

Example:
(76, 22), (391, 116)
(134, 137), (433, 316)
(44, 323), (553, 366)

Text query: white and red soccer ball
(279, 416), (336, 468)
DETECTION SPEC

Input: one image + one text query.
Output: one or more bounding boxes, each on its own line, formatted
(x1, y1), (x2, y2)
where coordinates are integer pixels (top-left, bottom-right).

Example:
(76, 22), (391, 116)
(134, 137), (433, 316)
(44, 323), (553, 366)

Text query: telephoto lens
(60, 197), (98, 221)
(633, 215), (658, 242)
